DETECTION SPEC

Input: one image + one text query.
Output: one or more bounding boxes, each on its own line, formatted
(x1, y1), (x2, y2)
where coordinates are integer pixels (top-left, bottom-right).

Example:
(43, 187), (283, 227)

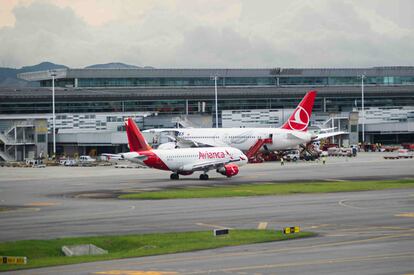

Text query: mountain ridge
(0, 62), (147, 87)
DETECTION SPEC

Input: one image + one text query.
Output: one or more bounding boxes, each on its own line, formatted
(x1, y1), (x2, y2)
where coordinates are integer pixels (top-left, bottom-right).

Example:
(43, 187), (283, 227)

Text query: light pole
(51, 71), (57, 157)
(360, 74), (365, 144)
(211, 75), (219, 128)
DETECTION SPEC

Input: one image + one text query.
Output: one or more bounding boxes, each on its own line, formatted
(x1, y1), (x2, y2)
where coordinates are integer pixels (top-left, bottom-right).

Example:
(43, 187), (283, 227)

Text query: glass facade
(279, 77), (327, 85)
(39, 76), (414, 88)
(41, 79), (75, 87)
(78, 78), (213, 87)
(1, 95), (414, 115)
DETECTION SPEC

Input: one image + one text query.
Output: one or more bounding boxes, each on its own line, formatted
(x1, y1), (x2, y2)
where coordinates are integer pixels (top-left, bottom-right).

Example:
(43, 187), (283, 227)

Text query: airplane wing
(181, 158), (241, 172)
(176, 135), (229, 148)
(313, 131), (347, 140)
(175, 135), (200, 147)
(143, 129), (228, 148)
(159, 133), (227, 148)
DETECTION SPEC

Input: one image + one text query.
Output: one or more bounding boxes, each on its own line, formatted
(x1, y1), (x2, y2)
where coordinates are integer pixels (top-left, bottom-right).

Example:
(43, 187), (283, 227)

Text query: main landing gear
(170, 173), (179, 180)
(199, 173), (209, 180)
(170, 172), (209, 180)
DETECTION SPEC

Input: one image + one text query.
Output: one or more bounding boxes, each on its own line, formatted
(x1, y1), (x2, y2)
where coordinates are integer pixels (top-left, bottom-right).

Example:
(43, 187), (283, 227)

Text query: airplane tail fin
(281, 90), (317, 132)
(125, 118), (152, 152)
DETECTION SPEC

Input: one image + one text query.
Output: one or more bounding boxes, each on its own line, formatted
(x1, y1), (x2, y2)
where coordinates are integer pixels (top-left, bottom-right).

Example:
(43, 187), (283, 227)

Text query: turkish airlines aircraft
(121, 118), (248, 180)
(144, 91), (344, 153)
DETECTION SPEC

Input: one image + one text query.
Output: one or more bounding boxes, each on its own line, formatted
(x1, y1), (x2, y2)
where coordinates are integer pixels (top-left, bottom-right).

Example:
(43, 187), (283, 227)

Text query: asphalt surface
(0, 152), (413, 274)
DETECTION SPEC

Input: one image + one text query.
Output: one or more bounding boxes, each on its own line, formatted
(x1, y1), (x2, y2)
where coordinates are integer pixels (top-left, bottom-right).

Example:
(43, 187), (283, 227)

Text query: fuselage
(124, 146), (247, 172)
(172, 128), (313, 152)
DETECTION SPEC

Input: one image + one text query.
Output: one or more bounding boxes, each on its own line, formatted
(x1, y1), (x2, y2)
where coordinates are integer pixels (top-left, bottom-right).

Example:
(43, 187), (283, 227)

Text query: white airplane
(144, 91), (345, 156)
(121, 118), (248, 180)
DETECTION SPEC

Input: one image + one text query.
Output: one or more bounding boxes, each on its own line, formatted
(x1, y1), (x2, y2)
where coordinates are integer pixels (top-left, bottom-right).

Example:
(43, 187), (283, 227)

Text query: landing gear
(199, 173), (209, 180)
(170, 173), (179, 180)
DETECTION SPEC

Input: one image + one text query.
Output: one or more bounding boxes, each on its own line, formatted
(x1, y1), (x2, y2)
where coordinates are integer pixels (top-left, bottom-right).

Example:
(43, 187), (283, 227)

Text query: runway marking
(257, 222), (268, 230)
(196, 223), (233, 229)
(395, 212), (414, 218)
(24, 202), (59, 207)
(309, 224), (331, 229)
(338, 199), (364, 209)
(337, 225), (410, 232)
(182, 252), (414, 274)
(94, 271), (177, 275)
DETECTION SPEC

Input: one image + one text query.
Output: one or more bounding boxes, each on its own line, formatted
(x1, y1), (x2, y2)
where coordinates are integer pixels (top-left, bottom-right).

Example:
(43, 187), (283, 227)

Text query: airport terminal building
(0, 66), (413, 160)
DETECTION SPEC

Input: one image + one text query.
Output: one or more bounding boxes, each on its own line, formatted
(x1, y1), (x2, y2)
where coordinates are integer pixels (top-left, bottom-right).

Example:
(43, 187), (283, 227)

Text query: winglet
(281, 90), (317, 132)
(125, 118), (152, 152)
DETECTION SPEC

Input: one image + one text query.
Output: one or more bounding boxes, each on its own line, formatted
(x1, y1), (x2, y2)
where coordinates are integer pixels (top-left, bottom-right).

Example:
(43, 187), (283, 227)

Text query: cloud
(0, 0), (413, 68)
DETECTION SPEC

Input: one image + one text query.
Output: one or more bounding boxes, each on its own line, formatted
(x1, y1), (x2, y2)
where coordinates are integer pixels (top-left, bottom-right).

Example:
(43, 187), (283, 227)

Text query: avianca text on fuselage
(199, 151), (226, 159)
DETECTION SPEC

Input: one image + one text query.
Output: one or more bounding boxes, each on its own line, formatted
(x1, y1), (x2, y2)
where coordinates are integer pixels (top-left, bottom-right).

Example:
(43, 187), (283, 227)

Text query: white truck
(79, 155), (96, 166)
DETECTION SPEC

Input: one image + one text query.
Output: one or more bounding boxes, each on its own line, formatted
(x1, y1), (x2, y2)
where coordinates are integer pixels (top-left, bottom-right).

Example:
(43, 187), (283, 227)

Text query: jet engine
(217, 164), (240, 177)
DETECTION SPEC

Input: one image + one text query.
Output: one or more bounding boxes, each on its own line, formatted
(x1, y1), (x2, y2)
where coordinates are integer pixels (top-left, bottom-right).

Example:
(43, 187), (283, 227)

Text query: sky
(0, 0), (413, 68)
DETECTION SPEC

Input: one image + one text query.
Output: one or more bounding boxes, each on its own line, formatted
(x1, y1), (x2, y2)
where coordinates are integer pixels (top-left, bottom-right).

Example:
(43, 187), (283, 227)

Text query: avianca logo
(288, 106), (310, 131)
(199, 151), (225, 159)
(225, 150), (234, 160)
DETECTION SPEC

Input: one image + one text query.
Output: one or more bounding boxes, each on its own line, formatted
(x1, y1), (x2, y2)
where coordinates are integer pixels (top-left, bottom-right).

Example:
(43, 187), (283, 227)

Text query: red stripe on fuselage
(139, 150), (170, 171)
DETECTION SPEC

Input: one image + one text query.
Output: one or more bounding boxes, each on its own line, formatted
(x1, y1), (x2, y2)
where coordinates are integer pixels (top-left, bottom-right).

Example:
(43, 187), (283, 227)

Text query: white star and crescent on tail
(287, 106), (310, 131)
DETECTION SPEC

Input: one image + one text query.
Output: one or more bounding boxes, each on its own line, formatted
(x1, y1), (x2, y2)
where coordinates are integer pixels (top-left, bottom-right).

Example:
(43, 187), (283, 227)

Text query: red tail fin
(125, 118), (152, 152)
(281, 90), (317, 132)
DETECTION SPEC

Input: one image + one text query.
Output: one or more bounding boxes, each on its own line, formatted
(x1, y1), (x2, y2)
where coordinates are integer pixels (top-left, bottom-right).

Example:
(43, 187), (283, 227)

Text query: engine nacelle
(217, 164), (240, 177)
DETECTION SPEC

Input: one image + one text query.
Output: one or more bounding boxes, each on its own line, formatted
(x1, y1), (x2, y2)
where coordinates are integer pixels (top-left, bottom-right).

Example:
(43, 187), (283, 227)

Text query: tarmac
(0, 152), (413, 274)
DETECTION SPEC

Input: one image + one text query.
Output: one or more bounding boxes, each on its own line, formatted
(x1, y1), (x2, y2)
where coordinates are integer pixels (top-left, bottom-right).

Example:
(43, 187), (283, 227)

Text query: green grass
(0, 207), (16, 212)
(119, 178), (414, 200)
(0, 230), (314, 271)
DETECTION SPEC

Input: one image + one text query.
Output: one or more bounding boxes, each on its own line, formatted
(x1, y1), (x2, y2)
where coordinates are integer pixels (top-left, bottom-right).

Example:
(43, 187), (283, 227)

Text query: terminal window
(37, 134), (46, 143)
(351, 125), (358, 132)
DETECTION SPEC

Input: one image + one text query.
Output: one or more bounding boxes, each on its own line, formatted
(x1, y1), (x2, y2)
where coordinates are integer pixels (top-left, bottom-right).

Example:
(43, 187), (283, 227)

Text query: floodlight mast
(211, 75), (219, 128)
(51, 71), (57, 157)
(361, 74), (365, 144)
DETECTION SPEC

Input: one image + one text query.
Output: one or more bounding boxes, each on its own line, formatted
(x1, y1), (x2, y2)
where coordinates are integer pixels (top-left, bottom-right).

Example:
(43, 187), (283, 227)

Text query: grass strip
(0, 230), (314, 271)
(119, 178), (414, 200)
